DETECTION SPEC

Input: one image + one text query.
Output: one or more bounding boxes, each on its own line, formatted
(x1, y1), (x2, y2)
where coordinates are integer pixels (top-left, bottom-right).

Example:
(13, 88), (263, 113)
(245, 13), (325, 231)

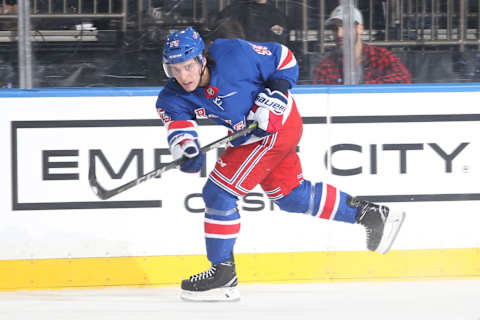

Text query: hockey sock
(275, 180), (358, 223)
(204, 209), (240, 265)
(203, 180), (241, 265)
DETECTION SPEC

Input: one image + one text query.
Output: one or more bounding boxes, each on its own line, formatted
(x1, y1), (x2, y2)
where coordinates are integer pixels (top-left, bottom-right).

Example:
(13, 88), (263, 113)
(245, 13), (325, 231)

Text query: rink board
(1, 84), (480, 290)
(0, 248), (479, 290)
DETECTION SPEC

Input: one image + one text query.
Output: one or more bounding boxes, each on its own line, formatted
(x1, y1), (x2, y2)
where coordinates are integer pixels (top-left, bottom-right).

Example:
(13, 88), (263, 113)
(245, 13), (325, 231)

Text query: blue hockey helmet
(162, 27), (205, 78)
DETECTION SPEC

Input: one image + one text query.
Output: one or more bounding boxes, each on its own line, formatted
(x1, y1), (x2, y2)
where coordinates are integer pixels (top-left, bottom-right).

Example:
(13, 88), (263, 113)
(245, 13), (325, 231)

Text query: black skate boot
(350, 197), (406, 254)
(180, 258), (240, 301)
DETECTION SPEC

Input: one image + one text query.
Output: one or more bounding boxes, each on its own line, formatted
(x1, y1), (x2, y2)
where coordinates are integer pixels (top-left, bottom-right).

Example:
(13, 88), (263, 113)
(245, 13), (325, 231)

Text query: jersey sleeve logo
(194, 107), (208, 119)
(205, 85), (219, 98)
(250, 43), (272, 56)
(233, 121), (245, 131)
(157, 108), (171, 124)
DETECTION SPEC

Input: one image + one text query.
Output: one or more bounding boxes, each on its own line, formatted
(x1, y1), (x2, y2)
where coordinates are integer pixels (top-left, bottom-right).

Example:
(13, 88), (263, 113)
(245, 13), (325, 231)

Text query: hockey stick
(89, 121), (258, 200)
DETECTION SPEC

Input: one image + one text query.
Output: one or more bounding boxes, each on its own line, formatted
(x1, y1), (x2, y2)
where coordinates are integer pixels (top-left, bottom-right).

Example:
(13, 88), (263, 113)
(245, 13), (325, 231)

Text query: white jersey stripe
(265, 187), (281, 195)
(204, 218), (241, 225)
(212, 141), (266, 184)
(281, 93), (293, 125)
(315, 184), (327, 218)
(235, 134), (276, 193)
(204, 233), (240, 239)
(277, 45), (297, 71)
(329, 189), (341, 220)
(208, 175), (244, 197)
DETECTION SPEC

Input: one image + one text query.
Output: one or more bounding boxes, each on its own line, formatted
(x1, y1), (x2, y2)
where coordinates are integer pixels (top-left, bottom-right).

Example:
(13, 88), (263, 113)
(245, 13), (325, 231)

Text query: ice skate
(181, 258), (240, 302)
(353, 198), (406, 254)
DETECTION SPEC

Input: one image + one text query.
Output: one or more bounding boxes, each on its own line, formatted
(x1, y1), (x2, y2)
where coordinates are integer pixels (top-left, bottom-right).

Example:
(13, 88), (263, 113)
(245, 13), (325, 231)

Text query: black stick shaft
(89, 122), (258, 200)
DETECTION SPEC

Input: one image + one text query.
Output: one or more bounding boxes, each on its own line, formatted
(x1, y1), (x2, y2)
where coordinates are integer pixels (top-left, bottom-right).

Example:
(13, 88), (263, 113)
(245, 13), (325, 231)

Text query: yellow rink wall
(1, 248), (479, 291)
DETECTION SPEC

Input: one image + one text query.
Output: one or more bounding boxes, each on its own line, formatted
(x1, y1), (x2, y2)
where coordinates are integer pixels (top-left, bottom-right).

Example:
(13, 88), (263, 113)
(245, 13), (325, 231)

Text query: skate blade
(377, 209), (406, 254)
(181, 287), (240, 302)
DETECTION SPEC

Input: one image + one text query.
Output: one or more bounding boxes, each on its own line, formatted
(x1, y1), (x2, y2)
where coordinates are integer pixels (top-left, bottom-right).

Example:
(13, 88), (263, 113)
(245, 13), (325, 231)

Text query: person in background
(0, 0), (17, 31)
(312, 5), (411, 85)
(213, 0), (289, 45)
(204, 18), (246, 44)
(0, 0), (17, 15)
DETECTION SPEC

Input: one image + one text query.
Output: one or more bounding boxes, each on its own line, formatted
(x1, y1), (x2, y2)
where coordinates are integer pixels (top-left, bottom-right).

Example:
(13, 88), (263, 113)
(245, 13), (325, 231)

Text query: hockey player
(156, 27), (405, 301)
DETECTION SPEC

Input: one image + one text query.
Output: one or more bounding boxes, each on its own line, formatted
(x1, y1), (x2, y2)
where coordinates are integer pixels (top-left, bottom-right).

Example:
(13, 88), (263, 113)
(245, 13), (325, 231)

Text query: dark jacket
(215, 0), (289, 44)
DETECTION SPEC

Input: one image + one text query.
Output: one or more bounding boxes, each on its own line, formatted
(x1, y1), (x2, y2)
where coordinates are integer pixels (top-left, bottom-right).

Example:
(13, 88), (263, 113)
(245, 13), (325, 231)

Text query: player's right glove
(171, 138), (205, 173)
(247, 88), (288, 137)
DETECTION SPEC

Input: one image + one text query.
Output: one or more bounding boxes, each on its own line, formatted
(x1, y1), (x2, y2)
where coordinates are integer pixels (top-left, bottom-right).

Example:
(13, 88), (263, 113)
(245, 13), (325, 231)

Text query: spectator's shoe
(181, 258), (240, 302)
(352, 198), (406, 254)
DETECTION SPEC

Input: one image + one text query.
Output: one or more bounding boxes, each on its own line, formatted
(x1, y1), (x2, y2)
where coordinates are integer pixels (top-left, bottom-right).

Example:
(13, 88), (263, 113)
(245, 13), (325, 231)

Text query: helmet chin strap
(198, 63), (208, 88)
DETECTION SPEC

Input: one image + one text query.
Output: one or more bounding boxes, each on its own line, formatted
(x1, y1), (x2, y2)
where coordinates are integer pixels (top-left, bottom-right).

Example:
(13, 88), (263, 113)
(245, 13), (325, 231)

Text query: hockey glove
(171, 138), (205, 173)
(248, 88), (288, 137)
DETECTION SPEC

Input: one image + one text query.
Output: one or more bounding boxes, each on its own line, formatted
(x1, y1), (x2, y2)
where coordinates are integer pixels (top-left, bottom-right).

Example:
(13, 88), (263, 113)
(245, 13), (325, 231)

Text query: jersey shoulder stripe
(277, 45), (297, 71)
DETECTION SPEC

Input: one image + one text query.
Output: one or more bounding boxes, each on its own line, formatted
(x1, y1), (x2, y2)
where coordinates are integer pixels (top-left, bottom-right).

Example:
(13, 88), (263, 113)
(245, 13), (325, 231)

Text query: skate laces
(356, 201), (374, 225)
(358, 203), (380, 236)
(189, 266), (216, 282)
(356, 201), (390, 251)
(357, 201), (387, 226)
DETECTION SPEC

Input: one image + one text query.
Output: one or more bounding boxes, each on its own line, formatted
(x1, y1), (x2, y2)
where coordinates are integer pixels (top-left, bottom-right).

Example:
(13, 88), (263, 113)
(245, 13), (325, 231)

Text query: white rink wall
(1, 85), (480, 261)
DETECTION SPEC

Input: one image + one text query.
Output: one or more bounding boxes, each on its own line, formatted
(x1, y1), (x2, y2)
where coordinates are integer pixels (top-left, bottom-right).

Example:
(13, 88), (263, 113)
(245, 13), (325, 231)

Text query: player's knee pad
(202, 179), (239, 216)
(274, 180), (314, 214)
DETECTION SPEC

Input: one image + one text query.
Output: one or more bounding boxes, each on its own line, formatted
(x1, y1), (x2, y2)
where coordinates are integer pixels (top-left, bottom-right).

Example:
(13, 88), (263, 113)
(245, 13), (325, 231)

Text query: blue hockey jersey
(155, 38), (298, 148)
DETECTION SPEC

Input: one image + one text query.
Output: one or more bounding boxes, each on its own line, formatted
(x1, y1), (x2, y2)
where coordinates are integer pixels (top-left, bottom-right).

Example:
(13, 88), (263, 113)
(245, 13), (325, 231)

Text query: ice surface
(0, 280), (479, 320)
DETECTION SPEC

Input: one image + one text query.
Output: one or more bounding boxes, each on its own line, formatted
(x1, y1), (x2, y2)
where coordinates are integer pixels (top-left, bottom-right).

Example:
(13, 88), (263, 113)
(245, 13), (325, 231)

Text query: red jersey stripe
(277, 49), (294, 70)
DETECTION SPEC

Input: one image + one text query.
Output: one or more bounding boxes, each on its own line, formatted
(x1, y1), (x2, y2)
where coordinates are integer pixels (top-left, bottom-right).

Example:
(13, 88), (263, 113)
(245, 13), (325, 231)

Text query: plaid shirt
(312, 44), (412, 84)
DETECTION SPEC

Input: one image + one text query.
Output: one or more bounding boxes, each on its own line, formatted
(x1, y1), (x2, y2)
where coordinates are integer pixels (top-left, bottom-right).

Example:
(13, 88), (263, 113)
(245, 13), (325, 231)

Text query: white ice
(0, 280), (479, 320)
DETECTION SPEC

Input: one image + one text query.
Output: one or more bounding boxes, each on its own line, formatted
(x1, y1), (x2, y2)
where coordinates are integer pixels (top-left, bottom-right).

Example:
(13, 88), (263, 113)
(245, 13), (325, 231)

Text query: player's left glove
(171, 138), (205, 173)
(248, 88), (288, 137)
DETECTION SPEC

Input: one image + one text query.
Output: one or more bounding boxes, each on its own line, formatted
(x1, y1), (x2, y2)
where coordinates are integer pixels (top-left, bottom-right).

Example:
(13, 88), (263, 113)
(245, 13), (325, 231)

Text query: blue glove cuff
(180, 152), (205, 173)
